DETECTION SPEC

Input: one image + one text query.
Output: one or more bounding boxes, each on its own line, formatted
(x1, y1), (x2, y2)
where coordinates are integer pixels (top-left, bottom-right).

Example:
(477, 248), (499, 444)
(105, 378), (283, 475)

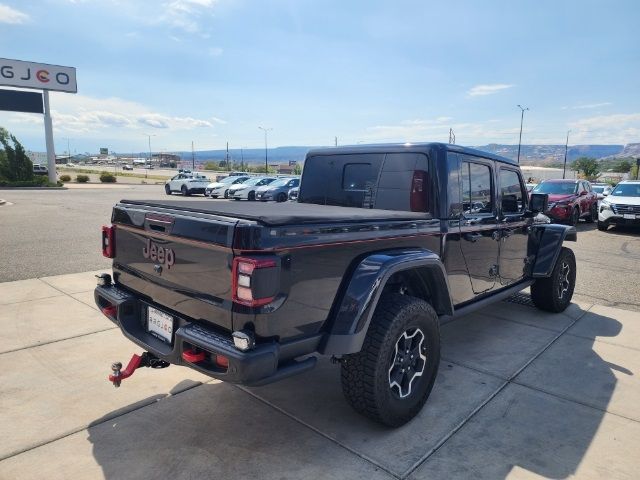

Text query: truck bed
(119, 199), (431, 227)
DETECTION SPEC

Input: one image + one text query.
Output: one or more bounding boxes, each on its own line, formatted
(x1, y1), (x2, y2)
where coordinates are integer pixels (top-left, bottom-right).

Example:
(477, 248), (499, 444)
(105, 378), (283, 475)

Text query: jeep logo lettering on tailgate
(142, 239), (175, 269)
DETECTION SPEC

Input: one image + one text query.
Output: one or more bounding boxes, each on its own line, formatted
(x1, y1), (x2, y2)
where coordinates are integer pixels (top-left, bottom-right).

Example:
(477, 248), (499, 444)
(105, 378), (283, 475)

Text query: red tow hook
(109, 352), (170, 387)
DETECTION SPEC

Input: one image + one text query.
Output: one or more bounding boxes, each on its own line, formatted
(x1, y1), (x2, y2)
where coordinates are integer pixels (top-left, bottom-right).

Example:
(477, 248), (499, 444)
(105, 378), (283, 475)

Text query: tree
(572, 156), (600, 180)
(293, 163), (302, 175)
(0, 127), (34, 181)
(203, 161), (218, 170)
(612, 159), (632, 173)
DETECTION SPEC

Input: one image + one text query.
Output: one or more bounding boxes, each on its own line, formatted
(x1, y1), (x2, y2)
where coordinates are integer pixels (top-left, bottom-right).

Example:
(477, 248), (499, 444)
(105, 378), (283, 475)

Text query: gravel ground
(1, 185), (639, 311)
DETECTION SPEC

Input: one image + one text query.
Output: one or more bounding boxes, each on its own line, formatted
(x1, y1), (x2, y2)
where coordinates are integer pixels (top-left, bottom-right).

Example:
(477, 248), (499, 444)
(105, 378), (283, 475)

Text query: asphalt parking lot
(1, 184), (639, 311)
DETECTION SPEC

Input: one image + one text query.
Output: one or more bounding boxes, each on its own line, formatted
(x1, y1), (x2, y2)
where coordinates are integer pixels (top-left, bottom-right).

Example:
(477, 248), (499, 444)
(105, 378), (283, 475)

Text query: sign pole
(43, 90), (57, 184)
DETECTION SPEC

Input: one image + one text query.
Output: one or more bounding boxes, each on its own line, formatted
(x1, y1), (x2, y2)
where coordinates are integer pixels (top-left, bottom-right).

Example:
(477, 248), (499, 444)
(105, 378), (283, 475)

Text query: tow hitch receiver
(109, 352), (170, 387)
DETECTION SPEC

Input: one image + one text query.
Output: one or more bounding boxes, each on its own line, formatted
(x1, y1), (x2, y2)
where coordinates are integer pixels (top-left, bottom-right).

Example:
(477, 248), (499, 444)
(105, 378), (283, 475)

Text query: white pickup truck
(164, 173), (211, 196)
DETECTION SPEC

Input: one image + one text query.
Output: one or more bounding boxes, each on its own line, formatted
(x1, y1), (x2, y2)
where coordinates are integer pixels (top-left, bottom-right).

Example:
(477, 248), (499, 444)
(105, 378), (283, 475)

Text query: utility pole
(226, 142), (230, 171)
(562, 130), (571, 179)
(67, 138), (71, 161)
(516, 104), (529, 164)
(144, 133), (155, 179)
(258, 126), (272, 174)
(240, 147), (244, 171)
(335, 136), (338, 147)
(191, 141), (195, 171)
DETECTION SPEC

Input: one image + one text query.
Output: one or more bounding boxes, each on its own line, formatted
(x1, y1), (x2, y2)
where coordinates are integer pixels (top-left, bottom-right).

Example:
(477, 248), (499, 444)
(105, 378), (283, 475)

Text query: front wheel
(585, 203), (597, 223)
(165, 185), (171, 195)
(224, 189), (229, 199)
(248, 191), (255, 201)
(277, 192), (287, 202)
(181, 185), (189, 196)
(568, 207), (579, 226)
(341, 294), (440, 427)
(597, 220), (608, 231)
(531, 247), (576, 313)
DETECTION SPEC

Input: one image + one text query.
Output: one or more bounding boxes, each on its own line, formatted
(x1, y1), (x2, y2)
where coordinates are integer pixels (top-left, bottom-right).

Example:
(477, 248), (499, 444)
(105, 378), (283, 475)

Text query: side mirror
(529, 193), (548, 214)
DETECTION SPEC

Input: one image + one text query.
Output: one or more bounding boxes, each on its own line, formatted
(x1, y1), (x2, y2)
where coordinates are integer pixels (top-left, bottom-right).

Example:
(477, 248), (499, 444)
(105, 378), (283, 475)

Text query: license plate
(623, 214), (637, 220)
(147, 306), (174, 344)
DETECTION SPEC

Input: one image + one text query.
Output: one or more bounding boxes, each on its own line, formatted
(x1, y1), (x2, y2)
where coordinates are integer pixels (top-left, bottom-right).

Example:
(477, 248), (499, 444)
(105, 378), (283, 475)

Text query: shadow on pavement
(86, 307), (626, 479)
(414, 307), (627, 479)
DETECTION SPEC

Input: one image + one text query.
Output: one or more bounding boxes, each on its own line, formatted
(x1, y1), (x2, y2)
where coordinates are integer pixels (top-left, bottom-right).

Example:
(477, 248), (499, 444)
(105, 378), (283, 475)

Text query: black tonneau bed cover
(119, 199), (430, 227)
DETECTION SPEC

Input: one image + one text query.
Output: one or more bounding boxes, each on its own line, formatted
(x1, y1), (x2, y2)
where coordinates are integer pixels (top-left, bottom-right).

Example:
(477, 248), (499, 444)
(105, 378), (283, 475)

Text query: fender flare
(319, 249), (453, 355)
(531, 224), (577, 278)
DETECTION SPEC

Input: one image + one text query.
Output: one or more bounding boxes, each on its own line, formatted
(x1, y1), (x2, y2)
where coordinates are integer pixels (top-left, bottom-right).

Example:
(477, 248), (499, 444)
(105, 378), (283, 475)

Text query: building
(27, 151), (48, 164)
(520, 165), (577, 183)
(151, 153), (181, 167)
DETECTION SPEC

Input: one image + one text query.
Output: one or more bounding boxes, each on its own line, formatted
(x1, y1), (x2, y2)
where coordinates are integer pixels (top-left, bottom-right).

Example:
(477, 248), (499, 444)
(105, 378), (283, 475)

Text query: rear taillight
(232, 257), (278, 307)
(410, 170), (428, 212)
(102, 225), (115, 258)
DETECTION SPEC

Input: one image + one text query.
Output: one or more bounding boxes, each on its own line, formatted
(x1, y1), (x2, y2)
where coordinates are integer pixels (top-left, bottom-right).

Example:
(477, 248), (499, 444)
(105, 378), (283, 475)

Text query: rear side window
(499, 169), (525, 213)
(343, 163), (375, 190)
(461, 160), (494, 215)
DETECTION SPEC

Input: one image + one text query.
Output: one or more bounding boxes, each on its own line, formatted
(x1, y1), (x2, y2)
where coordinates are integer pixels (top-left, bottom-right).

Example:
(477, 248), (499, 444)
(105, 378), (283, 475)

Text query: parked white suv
(165, 173), (211, 196)
(598, 180), (640, 231)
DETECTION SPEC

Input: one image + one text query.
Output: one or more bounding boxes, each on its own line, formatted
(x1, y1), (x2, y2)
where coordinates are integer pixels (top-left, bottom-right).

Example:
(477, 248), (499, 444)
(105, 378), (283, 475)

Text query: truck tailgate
(111, 202), (238, 330)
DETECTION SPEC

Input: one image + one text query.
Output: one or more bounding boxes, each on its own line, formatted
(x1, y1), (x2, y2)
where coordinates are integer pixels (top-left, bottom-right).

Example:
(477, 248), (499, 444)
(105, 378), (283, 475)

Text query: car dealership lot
(1, 185), (639, 311)
(1, 187), (639, 478)
(0, 270), (639, 479)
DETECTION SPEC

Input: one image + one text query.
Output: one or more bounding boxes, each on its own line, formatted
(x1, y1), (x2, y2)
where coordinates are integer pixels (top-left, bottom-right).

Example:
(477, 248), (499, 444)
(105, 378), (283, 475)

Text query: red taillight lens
(102, 225), (115, 258)
(410, 170), (428, 212)
(101, 304), (117, 318)
(232, 257), (277, 307)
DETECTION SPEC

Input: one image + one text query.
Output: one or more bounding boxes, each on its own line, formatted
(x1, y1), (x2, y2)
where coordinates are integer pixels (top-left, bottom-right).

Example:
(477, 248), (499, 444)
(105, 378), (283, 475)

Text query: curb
(0, 187), (67, 191)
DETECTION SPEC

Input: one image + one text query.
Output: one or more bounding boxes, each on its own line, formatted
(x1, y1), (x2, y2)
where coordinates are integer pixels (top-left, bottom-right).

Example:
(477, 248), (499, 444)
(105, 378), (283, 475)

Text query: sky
(0, 0), (639, 154)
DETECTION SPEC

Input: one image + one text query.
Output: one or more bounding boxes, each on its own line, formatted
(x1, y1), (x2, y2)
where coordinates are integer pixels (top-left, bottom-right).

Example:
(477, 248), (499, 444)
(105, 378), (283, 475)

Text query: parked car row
(529, 178), (640, 232)
(166, 172), (301, 202)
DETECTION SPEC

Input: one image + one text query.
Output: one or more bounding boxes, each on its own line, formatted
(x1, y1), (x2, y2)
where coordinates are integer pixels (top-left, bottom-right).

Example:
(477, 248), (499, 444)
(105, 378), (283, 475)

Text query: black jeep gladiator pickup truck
(95, 143), (576, 426)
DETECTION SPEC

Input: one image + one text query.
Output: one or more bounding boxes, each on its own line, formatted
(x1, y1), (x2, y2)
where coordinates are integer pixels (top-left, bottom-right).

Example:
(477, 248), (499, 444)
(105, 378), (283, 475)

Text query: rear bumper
(95, 283), (317, 386)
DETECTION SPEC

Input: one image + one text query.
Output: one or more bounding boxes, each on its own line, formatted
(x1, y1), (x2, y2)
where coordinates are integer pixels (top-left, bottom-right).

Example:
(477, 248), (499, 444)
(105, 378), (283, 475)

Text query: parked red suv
(531, 179), (598, 225)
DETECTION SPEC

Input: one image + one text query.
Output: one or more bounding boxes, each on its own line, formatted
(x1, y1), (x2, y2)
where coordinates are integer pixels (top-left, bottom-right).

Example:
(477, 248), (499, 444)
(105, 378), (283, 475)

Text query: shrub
(59, 174), (71, 182)
(0, 176), (51, 187)
(76, 174), (90, 183)
(99, 171), (117, 183)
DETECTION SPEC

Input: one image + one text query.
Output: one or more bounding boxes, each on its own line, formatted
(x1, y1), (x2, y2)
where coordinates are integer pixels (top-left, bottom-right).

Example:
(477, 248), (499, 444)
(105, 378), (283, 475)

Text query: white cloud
(0, 3), (29, 24)
(467, 84), (514, 97)
(569, 113), (640, 144)
(161, 0), (217, 34)
(208, 46), (223, 56)
(561, 102), (612, 110)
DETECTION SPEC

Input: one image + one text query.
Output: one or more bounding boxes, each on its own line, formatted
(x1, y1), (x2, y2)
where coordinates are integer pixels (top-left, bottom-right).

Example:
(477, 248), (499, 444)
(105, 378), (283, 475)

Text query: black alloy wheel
(531, 247), (576, 313)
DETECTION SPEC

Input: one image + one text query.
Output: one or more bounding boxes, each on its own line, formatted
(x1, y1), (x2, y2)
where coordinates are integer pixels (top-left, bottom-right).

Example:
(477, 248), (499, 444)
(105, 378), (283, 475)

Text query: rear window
(299, 152), (430, 212)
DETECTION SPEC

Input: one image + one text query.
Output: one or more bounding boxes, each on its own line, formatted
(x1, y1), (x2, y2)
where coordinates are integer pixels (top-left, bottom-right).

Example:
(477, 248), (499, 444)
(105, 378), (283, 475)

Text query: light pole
(258, 126), (272, 174)
(516, 104), (529, 164)
(562, 130), (571, 179)
(144, 133), (155, 178)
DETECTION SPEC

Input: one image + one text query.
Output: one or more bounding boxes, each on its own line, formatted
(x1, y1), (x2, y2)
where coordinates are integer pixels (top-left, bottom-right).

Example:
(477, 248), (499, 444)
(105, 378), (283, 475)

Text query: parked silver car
(230, 176), (276, 200)
(255, 177), (300, 202)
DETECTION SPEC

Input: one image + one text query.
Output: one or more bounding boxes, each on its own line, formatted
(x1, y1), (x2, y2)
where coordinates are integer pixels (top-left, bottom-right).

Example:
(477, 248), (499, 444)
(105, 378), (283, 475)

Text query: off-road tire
(181, 185), (189, 196)
(585, 203), (597, 223)
(531, 247), (576, 313)
(597, 220), (608, 231)
(165, 185), (171, 195)
(341, 294), (440, 427)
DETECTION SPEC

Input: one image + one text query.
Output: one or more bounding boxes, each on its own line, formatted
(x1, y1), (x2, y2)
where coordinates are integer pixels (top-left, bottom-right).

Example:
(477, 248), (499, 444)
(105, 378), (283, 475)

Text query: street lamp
(258, 126), (273, 174)
(143, 133), (156, 178)
(562, 130), (571, 179)
(516, 104), (529, 164)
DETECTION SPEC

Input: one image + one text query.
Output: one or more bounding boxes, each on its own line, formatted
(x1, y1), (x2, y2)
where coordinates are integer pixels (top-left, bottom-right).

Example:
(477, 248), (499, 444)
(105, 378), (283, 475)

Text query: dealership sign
(0, 58), (77, 93)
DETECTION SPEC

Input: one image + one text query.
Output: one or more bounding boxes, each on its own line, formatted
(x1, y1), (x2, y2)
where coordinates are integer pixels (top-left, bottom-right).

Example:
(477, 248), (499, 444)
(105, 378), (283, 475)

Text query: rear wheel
(181, 185), (189, 196)
(531, 247), (576, 313)
(585, 203), (597, 223)
(165, 185), (171, 195)
(341, 294), (440, 427)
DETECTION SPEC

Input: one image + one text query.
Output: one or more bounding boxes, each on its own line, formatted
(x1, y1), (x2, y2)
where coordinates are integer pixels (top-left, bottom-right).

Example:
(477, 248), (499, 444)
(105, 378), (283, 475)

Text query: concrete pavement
(0, 270), (639, 479)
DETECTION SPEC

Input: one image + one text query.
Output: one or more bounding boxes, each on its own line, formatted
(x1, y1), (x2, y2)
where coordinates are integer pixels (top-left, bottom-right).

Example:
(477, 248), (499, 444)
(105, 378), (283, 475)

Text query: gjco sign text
(0, 58), (77, 93)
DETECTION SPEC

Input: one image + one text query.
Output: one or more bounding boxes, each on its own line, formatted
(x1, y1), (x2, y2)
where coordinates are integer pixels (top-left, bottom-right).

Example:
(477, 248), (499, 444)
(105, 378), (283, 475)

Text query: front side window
(499, 169), (525, 213)
(461, 161), (494, 215)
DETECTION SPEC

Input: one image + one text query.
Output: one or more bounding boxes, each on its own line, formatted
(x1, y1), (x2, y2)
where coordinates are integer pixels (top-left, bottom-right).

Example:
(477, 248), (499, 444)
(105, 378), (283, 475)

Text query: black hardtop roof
(306, 142), (517, 166)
